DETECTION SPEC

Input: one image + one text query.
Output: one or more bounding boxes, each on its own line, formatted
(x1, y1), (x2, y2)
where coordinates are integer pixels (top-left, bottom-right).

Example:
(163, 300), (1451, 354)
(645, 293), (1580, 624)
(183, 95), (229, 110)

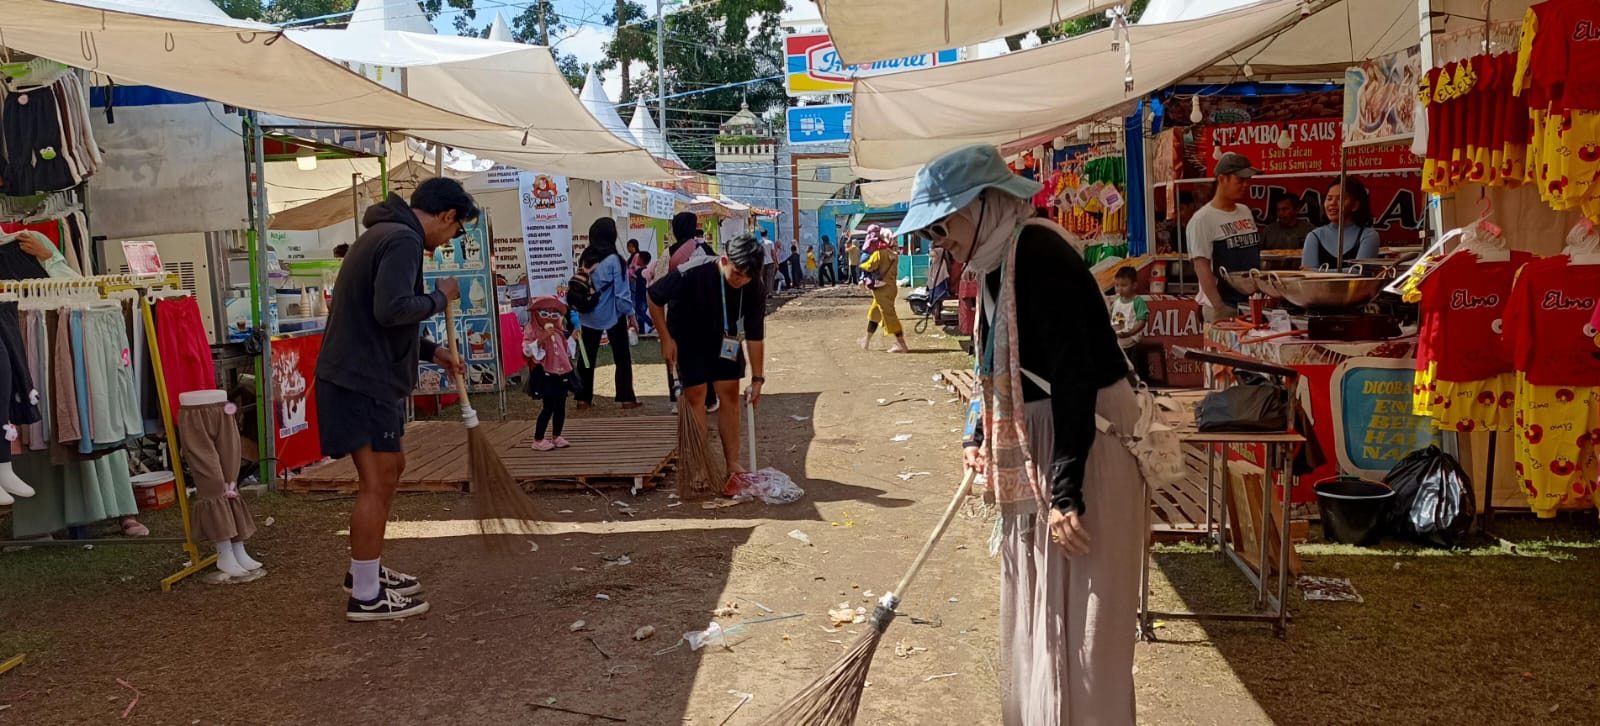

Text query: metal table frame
(1140, 430), (1302, 639)
(1141, 346), (1304, 639)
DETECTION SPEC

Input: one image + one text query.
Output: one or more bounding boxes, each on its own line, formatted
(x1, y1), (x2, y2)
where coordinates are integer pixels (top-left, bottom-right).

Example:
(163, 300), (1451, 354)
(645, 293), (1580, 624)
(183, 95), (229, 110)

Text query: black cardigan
(967, 226), (1129, 515)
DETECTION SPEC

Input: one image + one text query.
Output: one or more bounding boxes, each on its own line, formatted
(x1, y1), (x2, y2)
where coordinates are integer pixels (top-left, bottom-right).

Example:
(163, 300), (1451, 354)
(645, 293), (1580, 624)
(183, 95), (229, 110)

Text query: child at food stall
(523, 296), (579, 451)
(1110, 266), (1150, 382)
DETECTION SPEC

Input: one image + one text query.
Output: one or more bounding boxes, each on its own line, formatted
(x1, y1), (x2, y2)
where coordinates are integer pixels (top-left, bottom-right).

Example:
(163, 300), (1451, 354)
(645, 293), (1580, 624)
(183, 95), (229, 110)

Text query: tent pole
(656, 0), (667, 159)
(250, 114), (278, 490)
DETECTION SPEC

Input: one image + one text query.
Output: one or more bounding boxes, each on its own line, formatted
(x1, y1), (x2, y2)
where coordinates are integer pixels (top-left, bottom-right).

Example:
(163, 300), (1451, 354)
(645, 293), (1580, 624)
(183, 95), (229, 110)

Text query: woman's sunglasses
(911, 220), (950, 242)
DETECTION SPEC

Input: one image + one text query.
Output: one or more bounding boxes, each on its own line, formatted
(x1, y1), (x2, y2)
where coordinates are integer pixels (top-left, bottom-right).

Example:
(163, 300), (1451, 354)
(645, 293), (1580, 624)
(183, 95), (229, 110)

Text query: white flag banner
(520, 172), (574, 298)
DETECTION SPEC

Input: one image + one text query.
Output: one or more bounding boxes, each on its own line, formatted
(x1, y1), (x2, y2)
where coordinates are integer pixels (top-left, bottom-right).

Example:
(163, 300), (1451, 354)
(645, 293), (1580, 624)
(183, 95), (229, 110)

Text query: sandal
(121, 517), (150, 537)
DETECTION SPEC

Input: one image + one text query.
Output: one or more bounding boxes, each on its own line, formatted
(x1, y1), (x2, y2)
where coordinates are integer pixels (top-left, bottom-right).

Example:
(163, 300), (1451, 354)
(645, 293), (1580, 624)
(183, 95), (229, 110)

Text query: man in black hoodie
(316, 178), (478, 622)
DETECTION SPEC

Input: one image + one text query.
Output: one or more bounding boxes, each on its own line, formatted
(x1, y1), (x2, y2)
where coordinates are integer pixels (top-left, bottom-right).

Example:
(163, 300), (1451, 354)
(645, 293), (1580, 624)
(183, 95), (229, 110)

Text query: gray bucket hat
(896, 144), (1043, 238)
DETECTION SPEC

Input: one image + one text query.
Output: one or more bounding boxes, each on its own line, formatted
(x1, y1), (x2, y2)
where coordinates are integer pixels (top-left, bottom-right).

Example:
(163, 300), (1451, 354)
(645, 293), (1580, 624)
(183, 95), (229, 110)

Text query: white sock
(0, 462), (34, 498)
(233, 541), (263, 570)
(350, 558), (381, 601)
(215, 543), (250, 577)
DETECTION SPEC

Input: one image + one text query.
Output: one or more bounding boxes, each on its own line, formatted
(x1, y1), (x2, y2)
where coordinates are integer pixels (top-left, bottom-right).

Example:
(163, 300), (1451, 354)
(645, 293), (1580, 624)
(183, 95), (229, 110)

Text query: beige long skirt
(999, 381), (1146, 726)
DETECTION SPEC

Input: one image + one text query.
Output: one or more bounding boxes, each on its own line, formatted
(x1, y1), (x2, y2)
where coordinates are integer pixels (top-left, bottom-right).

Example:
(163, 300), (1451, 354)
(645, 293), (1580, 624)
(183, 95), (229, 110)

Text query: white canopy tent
(627, 105), (688, 170)
(580, 69), (640, 146)
(487, 12), (515, 42)
(817, 0), (1123, 64)
(347, 0), (436, 35)
(0, 0), (512, 132)
(288, 28), (672, 181)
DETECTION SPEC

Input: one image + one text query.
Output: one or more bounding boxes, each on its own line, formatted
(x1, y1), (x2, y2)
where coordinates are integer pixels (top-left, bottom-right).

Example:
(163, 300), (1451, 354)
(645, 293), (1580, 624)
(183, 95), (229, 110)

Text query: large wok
(1267, 271), (1388, 309)
(1218, 267), (1262, 296)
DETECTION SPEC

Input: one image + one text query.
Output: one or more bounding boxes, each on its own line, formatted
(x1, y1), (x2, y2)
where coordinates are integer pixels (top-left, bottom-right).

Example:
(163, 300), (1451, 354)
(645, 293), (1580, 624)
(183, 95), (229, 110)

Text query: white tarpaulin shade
(1139, 0), (1418, 80)
(0, 0), (513, 132)
(288, 28), (671, 181)
(851, 0), (1364, 176)
(487, 12), (515, 42)
(817, 0), (1124, 64)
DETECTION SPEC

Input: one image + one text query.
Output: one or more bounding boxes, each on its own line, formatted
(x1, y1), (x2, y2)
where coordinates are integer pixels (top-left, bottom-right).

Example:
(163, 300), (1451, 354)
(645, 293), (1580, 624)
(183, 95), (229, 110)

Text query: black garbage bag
(1195, 372), (1288, 432)
(1382, 445), (1474, 547)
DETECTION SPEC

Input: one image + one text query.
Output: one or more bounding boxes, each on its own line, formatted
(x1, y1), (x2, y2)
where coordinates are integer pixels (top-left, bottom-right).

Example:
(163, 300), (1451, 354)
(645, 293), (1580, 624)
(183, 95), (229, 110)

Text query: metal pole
(250, 115), (277, 490)
(656, 0), (667, 156)
(352, 173), (362, 240)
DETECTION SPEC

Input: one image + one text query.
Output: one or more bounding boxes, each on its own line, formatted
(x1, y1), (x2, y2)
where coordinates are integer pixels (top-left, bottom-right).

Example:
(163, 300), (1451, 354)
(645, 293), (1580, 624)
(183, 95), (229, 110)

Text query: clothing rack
(0, 273), (216, 591)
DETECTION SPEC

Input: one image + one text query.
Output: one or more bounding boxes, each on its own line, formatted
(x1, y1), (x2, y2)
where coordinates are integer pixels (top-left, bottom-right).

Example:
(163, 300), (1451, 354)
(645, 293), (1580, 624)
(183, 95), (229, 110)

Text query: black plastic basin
(1315, 478), (1394, 546)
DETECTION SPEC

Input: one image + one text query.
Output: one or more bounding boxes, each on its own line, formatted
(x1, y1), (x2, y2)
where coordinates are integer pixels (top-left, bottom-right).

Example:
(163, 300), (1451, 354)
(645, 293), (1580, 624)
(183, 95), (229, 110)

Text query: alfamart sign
(785, 33), (959, 96)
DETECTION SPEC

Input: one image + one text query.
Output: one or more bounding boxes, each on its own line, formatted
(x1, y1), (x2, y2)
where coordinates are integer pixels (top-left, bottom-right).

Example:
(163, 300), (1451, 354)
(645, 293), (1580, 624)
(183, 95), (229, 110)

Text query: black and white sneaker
(343, 566), (423, 597)
(346, 588), (430, 622)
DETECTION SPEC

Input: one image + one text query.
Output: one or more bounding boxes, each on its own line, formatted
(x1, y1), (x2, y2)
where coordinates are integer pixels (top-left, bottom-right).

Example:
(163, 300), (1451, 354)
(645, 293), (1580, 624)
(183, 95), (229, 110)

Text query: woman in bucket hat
(900, 143), (1145, 725)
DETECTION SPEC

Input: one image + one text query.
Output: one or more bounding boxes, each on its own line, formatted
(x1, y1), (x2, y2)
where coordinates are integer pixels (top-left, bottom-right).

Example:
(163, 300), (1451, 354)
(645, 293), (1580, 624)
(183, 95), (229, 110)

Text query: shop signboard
(1138, 296), (1204, 388)
(785, 33), (959, 96)
(1195, 118), (1420, 176)
(1331, 357), (1441, 480)
(520, 172), (574, 298)
(1344, 47), (1420, 147)
(417, 218), (500, 394)
(272, 332), (322, 475)
(787, 104), (852, 145)
(603, 181), (677, 220)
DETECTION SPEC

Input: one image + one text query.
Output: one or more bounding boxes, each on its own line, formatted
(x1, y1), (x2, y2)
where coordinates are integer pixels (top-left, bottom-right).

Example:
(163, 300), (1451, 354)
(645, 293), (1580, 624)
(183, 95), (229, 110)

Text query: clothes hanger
(1458, 195), (1510, 262)
(1563, 218), (1600, 265)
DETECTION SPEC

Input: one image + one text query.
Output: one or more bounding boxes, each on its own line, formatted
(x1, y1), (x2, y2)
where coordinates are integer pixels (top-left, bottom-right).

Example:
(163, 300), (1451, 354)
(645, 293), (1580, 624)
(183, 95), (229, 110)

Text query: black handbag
(1195, 373), (1289, 432)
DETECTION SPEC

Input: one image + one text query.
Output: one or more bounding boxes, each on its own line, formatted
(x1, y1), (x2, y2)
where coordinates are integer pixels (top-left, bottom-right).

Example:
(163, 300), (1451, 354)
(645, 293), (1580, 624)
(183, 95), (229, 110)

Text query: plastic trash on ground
(724, 468), (805, 504)
(683, 622), (726, 651)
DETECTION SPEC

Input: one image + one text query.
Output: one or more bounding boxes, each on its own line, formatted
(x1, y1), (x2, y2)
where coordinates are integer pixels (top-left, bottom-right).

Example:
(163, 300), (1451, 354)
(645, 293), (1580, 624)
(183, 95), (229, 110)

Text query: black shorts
(316, 379), (406, 457)
(676, 343), (746, 389)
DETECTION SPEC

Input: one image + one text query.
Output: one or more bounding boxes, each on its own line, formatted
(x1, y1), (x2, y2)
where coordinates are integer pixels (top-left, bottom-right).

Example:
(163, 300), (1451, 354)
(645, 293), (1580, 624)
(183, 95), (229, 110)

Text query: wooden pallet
(936, 369), (978, 402)
(1150, 442), (1215, 540)
(284, 416), (679, 493)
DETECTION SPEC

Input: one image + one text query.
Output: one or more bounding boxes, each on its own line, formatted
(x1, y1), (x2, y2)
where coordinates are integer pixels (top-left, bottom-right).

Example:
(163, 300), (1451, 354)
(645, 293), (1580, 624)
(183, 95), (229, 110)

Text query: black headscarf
(581, 217), (620, 268)
(671, 211), (698, 248)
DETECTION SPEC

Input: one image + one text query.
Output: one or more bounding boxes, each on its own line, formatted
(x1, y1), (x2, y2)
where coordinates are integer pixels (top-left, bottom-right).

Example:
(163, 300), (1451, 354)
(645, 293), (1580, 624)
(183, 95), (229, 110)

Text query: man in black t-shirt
(648, 234), (768, 475)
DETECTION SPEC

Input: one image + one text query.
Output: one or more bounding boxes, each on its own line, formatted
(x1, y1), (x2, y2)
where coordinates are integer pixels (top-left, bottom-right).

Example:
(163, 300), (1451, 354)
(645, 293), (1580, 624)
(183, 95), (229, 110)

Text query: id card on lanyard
(720, 277), (744, 361)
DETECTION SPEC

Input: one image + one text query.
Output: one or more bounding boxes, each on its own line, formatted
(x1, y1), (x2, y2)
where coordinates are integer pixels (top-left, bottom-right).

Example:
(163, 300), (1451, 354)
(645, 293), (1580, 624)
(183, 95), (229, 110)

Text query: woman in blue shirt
(575, 218), (641, 409)
(1302, 177), (1381, 270)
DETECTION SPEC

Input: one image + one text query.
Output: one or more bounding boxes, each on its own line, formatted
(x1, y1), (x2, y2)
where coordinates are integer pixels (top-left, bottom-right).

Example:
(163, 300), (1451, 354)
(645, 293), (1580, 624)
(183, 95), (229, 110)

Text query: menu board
(416, 218), (501, 394)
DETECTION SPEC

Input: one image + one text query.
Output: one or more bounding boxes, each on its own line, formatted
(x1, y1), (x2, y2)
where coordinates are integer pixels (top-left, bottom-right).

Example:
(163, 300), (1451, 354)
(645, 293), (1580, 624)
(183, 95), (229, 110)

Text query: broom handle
(889, 468), (977, 604)
(745, 395), (757, 472)
(442, 302), (476, 420)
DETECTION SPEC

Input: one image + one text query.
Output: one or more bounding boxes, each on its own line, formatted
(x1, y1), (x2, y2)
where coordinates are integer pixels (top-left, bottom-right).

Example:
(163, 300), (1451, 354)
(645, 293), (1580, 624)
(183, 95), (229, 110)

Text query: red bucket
(131, 472), (177, 512)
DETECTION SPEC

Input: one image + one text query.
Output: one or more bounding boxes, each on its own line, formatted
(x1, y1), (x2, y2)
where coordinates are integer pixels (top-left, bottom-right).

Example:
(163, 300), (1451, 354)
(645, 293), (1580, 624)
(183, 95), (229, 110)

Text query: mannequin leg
(232, 540), (263, 571)
(0, 329), (32, 500)
(214, 542), (249, 577)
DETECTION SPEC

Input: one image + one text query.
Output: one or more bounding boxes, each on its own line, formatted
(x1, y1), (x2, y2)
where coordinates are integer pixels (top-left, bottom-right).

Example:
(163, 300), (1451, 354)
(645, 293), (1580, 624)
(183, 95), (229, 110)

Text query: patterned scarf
(976, 224), (1043, 507)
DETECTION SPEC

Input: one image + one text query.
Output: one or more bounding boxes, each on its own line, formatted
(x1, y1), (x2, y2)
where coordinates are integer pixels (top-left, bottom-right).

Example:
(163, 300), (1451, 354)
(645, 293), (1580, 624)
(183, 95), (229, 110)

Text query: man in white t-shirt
(759, 230), (778, 294)
(1185, 152), (1263, 322)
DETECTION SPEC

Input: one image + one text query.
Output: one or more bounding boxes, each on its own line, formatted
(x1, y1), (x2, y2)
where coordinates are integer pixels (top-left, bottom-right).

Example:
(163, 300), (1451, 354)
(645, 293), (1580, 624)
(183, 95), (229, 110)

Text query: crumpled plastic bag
(1382, 445), (1474, 548)
(724, 468), (805, 504)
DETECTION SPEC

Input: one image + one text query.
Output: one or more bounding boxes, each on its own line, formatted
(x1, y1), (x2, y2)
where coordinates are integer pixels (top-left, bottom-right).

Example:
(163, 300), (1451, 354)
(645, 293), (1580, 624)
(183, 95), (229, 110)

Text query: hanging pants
(153, 297), (218, 424)
(1513, 379), (1600, 518)
(178, 401), (256, 545)
(867, 285), (903, 337)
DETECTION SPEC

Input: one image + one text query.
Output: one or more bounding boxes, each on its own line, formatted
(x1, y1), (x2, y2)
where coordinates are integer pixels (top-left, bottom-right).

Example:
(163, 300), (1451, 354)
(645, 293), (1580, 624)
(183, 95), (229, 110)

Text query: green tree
(449, 2), (590, 90)
(601, 0), (786, 171)
(213, 0), (353, 23)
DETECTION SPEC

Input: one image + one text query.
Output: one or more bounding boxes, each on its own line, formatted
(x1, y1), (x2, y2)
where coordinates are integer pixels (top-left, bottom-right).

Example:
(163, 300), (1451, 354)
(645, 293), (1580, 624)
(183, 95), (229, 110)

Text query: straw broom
(758, 469), (977, 726)
(674, 364), (725, 500)
(441, 303), (541, 541)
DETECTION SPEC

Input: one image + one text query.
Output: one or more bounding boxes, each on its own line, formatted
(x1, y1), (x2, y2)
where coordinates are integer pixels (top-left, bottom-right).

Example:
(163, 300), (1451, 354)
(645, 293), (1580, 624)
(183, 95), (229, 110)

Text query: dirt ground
(3, 287), (1600, 725)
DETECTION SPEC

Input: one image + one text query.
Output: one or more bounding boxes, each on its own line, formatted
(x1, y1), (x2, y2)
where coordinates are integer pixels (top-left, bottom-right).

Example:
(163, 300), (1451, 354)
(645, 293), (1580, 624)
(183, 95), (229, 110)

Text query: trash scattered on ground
(728, 469), (805, 504)
(571, 566), (588, 572)
(595, 593), (611, 601)
(570, 620), (588, 632)
(923, 673), (958, 683)
(830, 602), (867, 626)
(897, 471), (932, 481)
(527, 541), (539, 553)
(683, 622), (726, 651)
(892, 434), (914, 442)
(263, 516), (275, 527)
(558, 510), (574, 514)
(117, 678), (142, 719)
(894, 641), (928, 658)
(724, 691), (754, 724)
(713, 603), (740, 618)
(789, 415), (810, 422)
(948, 597), (959, 603)
(702, 499), (742, 510)
(633, 625), (657, 641)
(1299, 576), (1364, 603)
(747, 599), (775, 613)
(528, 701), (627, 723)
(788, 530), (812, 546)
(603, 555), (633, 567)
(895, 420), (915, 425)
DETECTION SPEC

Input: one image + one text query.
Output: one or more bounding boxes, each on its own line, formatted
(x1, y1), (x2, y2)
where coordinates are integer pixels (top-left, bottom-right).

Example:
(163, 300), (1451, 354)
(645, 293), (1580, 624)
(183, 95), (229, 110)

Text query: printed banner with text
(1194, 118), (1420, 176)
(520, 172), (574, 298)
